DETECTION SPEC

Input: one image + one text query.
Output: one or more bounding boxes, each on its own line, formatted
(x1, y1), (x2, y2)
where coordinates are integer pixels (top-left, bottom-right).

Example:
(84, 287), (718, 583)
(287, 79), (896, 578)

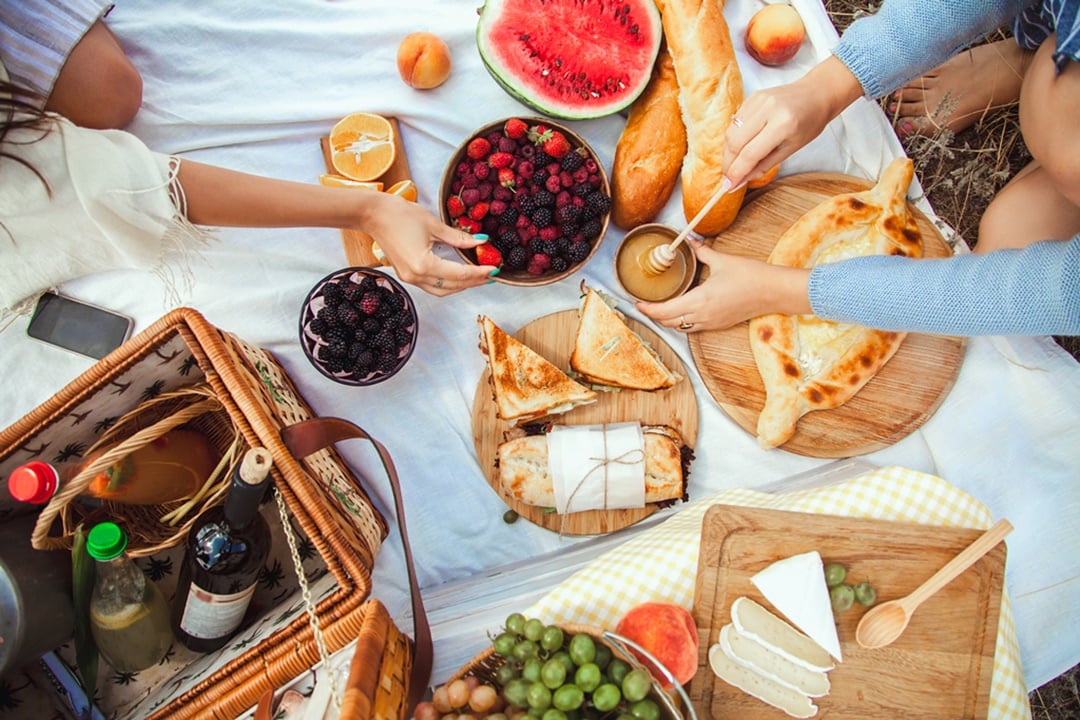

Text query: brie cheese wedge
(731, 597), (834, 673)
(708, 642), (818, 719)
(750, 550), (843, 662)
(718, 623), (830, 697)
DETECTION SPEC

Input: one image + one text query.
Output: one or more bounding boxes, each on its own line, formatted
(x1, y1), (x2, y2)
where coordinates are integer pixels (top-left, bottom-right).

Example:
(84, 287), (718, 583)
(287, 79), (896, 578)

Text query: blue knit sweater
(809, 0), (1080, 336)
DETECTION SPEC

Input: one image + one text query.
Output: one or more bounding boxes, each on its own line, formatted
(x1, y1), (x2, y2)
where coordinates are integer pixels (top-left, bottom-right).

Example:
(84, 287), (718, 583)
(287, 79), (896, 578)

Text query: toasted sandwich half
(570, 287), (681, 391)
(496, 425), (689, 508)
(478, 315), (597, 425)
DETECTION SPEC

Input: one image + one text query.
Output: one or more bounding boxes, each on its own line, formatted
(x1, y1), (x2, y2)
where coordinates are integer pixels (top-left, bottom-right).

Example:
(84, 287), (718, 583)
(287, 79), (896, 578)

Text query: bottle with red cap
(5, 428), (219, 509)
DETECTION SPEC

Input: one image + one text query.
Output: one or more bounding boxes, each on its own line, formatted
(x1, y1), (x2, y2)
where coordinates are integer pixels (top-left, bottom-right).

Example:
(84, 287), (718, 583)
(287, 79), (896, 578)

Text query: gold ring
(434, 277), (445, 289)
(679, 316), (694, 330)
(731, 116), (744, 128)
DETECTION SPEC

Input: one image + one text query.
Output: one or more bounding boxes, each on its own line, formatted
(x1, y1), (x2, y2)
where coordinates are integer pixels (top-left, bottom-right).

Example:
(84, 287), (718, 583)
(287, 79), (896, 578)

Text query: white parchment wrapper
(548, 422), (645, 513)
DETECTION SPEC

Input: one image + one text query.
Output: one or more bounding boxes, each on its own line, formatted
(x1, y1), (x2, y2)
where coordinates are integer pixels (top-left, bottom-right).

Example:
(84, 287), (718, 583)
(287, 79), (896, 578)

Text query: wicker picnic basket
(0, 307), (425, 720)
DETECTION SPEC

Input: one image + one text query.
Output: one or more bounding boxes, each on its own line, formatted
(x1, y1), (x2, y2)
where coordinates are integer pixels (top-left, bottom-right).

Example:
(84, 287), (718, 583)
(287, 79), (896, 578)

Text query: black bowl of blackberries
(299, 267), (418, 385)
(440, 117), (611, 286)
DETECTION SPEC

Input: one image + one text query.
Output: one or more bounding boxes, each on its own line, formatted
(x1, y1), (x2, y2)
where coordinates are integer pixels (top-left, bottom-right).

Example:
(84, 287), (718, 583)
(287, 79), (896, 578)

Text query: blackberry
(322, 324), (352, 346)
(497, 228), (520, 250)
(383, 292), (405, 315)
(394, 327), (414, 348)
(352, 348), (375, 374)
(341, 281), (362, 303)
(517, 194), (538, 216)
(335, 302), (361, 328)
(532, 189), (555, 208)
(555, 235), (571, 254)
(556, 204), (580, 225)
(586, 191), (612, 216)
(581, 219), (603, 240)
(499, 206), (519, 226)
(567, 240), (591, 263)
(533, 150), (554, 168)
(530, 206), (553, 227)
(370, 331), (396, 354)
(322, 282), (344, 306)
(362, 317), (382, 335)
(572, 182), (593, 198)
(359, 275), (378, 292)
(506, 245), (529, 269)
(530, 238), (557, 257)
(375, 352), (399, 374)
(324, 337), (348, 359)
(551, 256), (570, 273)
(308, 317), (329, 337)
(316, 306), (337, 327)
(560, 149), (584, 172)
(560, 222), (578, 239)
(324, 356), (348, 374)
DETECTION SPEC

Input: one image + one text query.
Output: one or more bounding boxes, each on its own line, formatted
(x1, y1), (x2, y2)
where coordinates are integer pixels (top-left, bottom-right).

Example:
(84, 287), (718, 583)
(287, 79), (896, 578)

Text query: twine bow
(562, 424), (645, 514)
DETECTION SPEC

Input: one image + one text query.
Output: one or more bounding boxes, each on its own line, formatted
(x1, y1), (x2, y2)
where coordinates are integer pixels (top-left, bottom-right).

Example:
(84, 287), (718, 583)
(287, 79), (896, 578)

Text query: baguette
(661, 0), (747, 235)
(611, 48), (686, 230)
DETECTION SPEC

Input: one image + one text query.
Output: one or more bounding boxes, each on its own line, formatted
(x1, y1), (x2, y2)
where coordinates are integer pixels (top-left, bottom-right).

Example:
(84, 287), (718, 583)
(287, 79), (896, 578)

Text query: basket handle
(280, 417), (431, 719)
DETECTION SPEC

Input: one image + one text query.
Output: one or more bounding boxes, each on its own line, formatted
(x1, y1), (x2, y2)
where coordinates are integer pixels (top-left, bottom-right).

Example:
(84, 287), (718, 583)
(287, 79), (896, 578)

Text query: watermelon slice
(476, 0), (662, 120)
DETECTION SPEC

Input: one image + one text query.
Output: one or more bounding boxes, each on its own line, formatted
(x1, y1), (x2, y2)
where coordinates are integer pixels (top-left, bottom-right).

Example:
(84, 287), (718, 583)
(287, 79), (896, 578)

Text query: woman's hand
(356, 191), (493, 296)
(723, 56), (864, 189)
(636, 240), (812, 332)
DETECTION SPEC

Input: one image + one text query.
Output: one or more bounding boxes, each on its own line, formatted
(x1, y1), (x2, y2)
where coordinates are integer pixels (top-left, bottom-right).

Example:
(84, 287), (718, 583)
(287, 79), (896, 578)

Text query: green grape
(552, 684), (584, 712)
(568, 634), (597, 666)
(540, 625), (565, 652)
(494, 632), (519, 657)
(524, 618), (545, 643)
(629, 699), (661, 720)
(574, 662), (602, 693)
(551, 650), (576, 675)
(593, 643), (612, 671)
(616, 714), (637, 720)
(541, 659), (567, 689)
(522, 656), (543, 684)
(564, 710), (581, 720)
(541, 709), (567, 720)
(514, 640), (540, 661)
(830, 583), (855, 612)
(503, 509), (520, 524)
(606, 658), (631, 686)
(621, 669), (652, 703)
(854, 581), (877, 606)
(496, 663), (519, 687)
(527, 681), (552, 711)
(506, 613), (527, 636)
(527, 707), (545, 719)
(824, 562), (847, 588)
(503, 678), (530, 708)
(591, 683), (622, 713)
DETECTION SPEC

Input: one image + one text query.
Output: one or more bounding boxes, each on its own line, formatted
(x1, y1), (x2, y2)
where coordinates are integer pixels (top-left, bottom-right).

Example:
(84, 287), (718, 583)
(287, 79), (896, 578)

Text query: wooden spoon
(639, 177), (733, 276)
(855, 518), (1013, 649)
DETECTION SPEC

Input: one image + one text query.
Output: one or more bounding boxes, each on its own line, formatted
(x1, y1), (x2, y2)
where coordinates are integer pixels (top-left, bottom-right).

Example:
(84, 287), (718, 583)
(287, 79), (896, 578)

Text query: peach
(745, 4), (806, 67)
(614, 602), (699, 688)
(397, 32), (452, 90)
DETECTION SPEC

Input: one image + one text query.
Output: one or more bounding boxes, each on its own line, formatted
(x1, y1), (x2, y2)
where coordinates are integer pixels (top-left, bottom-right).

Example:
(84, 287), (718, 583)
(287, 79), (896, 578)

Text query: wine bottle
(172, 447), (273, 652)
(6, 428), (219, 507)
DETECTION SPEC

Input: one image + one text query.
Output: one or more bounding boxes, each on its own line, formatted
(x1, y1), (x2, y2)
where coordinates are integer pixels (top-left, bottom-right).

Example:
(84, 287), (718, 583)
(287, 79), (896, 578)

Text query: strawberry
(528, 124), (552, 144)
(542, 131), (571, 159)
(497, 167), (516, 188)
(469, 202), (490, 221)
(466, 137), (491, 160)
(488, 151), (514, 169)
(446, 195), (466, 218)
(504, 117), (528, 139)
(475, 242), (503, 268)
(456, 217), (481, 234)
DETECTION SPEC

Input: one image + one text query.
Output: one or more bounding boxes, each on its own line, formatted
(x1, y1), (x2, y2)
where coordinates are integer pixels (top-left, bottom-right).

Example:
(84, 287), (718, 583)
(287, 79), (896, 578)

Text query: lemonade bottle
(86, 522), (173, 672)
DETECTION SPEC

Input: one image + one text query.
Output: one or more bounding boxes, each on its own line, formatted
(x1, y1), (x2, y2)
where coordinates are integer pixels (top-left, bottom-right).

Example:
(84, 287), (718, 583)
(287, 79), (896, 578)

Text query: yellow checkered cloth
(527, 465), (1030, 720)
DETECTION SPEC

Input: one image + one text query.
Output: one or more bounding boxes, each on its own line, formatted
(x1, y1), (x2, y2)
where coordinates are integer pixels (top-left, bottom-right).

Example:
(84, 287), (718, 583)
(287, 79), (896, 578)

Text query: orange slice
(329, 112), (396, 182)
(318, 174), (383, 190)
(385, 179), (418, 202)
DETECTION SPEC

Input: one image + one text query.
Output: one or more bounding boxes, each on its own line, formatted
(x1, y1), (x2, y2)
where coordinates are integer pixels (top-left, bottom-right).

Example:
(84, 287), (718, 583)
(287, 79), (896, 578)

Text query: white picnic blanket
(0, 0), (1077, 698)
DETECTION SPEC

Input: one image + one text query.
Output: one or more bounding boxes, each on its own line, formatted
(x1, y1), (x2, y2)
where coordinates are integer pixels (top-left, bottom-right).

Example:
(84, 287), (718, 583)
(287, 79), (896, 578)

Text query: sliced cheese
(708, 643), (818, 719)
(750, 550), (843, 662)
(731, 597), (834, 673)
(719, 624), (830, 698)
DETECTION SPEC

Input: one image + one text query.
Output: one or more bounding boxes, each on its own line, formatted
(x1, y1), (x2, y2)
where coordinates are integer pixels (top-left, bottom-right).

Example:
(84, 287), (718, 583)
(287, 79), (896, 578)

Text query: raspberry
(527, 253), (552, 275)
(497, 136), (518, 154)
(486, 131), (503, 147)
(556, 190), (572, 207)
(519, 144), (535, 160)
(488, 151), (514, 169)
(584, 158), (599, 174)
(455, 161), (472, 178)
(461, 188), (481, 207)
(446, 196), (465, 218)
(472, 162), (490, 180)
(545, 174), (562, 194)
(516, 161), (534, 180)
(504, 117), (528, 139)
(489, 199), (508, 217)
(477, 182), (493, 201)
(493, 186), (514, 202)
(359, 292), (381, 316)
(461, 173), (479, 189)
(539, 226), (560, 242)
(466, 137), (491, 160)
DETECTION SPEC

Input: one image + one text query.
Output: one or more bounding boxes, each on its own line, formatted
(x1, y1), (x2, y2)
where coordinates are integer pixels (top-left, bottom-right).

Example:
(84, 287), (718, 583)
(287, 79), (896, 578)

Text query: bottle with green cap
(86, 522), (173, 673)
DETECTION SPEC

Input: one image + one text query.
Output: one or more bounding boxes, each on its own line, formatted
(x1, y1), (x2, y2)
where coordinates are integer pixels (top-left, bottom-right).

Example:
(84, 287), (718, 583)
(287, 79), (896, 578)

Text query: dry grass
(820, 2), (1080, 716)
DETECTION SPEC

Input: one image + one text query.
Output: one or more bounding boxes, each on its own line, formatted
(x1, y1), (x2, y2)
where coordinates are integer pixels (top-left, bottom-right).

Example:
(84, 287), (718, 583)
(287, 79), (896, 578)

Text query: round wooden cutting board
(688, 172), (966, 458)
(472, 309), (699, 535)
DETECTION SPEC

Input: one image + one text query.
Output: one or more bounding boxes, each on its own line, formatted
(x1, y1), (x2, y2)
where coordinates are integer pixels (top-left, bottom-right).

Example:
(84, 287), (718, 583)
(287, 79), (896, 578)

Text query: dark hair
(1, 80), (54, 193)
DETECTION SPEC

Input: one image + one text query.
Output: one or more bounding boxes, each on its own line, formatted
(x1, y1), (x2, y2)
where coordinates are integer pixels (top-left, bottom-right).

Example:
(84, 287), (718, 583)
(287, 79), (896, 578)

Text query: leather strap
(281, 417), (431, 719)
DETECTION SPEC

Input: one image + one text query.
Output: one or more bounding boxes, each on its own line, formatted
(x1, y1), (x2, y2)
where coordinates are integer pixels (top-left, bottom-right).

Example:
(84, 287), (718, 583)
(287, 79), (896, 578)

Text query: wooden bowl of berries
(440, 117), (612, 286)
(299, 267), (418, 385)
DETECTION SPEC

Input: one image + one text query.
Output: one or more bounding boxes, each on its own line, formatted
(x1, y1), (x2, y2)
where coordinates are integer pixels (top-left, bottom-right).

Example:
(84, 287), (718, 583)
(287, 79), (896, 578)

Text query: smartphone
(26, 292), (134, 360)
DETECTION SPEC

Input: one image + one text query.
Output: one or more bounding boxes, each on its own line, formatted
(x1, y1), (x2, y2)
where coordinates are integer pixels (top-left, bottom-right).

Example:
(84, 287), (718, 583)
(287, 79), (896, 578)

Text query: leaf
(72, 524), (98, 716)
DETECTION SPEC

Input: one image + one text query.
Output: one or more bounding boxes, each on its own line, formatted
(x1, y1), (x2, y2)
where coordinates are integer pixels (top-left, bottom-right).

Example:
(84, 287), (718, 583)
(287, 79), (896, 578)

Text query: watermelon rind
(476, 0), (662, 120)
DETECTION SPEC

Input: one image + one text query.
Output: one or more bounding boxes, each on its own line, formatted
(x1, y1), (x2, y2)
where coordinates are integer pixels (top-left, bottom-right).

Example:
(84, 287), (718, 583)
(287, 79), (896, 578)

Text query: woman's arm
(175, 159), (494, 295)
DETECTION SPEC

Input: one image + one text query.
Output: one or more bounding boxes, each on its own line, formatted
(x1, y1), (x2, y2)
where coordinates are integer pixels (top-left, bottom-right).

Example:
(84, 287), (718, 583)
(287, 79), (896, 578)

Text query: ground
(819, 3), (1079, 717)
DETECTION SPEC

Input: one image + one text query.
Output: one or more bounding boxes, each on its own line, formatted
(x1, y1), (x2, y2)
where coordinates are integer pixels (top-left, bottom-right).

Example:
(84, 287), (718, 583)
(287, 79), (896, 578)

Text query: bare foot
(888, 39), (1031, 138)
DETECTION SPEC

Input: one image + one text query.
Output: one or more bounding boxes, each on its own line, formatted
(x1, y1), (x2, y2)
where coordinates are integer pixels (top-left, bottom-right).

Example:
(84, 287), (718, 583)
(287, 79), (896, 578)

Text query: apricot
(614, 602), (699, 688)
(397, 32), (452, 90)
(745, 4), (806, 67)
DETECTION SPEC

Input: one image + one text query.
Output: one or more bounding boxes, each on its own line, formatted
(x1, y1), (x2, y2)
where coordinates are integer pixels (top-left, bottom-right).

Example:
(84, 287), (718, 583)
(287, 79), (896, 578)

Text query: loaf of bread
(661, 0), (747, 235)
(611, 48), (686, 230)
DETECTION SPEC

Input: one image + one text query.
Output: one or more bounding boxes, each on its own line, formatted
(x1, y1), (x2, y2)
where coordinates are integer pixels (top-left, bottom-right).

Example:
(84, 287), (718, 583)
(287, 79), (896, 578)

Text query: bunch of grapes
(417, 613), (665, 720)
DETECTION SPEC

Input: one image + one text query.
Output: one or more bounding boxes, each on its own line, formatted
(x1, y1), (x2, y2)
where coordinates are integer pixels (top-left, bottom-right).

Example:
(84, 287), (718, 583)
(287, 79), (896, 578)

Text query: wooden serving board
(689, 505), (1005, 719)
(320, 116), (412, 267)
(688, 172), (966, 457)
(471, 309), (698, 535)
